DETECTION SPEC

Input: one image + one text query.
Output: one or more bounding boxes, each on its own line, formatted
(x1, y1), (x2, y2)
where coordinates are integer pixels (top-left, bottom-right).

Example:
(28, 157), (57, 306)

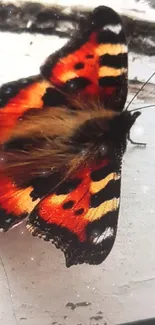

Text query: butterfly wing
(0, 74), (68, 230)
(0, 170), (62, 231)
(41, 5), (128, 111)
(0, 75), (69, 144)
(27, 158), (121, 267)
(1, 6), (127, 266)
(25, 6), (128, 266)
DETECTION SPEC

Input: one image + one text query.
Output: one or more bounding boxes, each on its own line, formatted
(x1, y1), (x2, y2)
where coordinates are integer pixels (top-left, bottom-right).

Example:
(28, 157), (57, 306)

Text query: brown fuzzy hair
(1, 99), (120, 184)
(1, 97), (136, 186)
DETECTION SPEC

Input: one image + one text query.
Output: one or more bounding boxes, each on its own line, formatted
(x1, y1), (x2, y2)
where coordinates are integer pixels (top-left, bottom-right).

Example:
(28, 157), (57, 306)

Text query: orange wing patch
(0, 78), (50, 144)
(0, 176), (38, 215)
(28, 159), (120, 240)
(50, 33), (127, 89)
(0, 173), (39, 231)
(0, 76), (51, 230)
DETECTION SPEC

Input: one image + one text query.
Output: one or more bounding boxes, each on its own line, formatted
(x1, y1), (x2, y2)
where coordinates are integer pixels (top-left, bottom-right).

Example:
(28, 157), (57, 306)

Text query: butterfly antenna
(125, 72), (155, 111)
(130, 104), (155, 112)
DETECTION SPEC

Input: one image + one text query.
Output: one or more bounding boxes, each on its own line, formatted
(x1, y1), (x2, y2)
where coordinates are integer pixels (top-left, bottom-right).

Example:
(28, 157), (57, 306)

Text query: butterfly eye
(65, 77), (90, 92)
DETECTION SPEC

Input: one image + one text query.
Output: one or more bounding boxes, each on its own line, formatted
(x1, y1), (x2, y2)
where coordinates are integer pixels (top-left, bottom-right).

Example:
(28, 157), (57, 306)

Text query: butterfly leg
(127, 133), (146, 147)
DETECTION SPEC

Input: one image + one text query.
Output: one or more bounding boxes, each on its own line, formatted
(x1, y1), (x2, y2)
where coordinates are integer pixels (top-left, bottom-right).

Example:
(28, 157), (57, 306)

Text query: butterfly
(0, 6), (142, 267)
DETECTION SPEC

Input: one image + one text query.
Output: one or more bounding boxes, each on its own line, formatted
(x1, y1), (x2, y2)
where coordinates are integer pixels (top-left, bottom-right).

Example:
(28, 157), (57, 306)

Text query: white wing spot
(93, 227), (114, 245)
(104, 24), (122, 34)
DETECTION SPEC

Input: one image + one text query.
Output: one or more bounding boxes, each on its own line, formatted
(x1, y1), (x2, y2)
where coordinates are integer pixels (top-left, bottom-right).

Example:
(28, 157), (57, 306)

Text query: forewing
(41, 6), (128, 111)
(0, 75), (69, 144)
(0, 75), (67, 229)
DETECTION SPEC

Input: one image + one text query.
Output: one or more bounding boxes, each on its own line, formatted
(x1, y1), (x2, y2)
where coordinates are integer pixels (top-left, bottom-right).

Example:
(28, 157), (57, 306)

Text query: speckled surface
(0, 15), (155, 325)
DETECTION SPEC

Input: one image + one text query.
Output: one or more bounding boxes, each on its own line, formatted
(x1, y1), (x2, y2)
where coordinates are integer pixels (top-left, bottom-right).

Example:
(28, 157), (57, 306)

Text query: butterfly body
(0, 6), (140, 266)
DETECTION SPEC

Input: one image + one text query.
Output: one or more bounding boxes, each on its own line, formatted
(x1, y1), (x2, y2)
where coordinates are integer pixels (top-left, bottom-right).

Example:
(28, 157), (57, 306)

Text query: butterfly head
(70, 108), (141, 160)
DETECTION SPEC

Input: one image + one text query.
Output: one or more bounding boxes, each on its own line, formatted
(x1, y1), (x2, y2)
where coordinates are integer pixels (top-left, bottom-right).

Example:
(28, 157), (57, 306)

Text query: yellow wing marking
(95, 44), (127, 56)
(99, 66), (127, 77)
(49, 194), (67, 205)
(84, 198), (119, 222)
(90, 172), (120, 194)
(60, 71), (77, 82)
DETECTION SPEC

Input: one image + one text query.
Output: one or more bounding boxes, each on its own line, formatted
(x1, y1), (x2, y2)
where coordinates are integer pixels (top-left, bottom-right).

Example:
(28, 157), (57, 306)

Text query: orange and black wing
(1, 6), (127, 267)
(27, 158), (121, 267)
(0, 169), (62, 231)
(25, 6), (127, 266)
(0, 75), (66, 230)
(41, 5), (128, 111)
(0, 75), (68, 144)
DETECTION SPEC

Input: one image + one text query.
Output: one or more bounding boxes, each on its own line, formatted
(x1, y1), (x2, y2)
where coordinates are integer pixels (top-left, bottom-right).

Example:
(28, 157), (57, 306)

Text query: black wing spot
(63, 200), (74, 210)
(86, 54), (94, 59)
(64, 77), (91, 93)
(42, 87), (67, 106)
(74, 62), (85, 70)
(74, 208), (84, 216)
